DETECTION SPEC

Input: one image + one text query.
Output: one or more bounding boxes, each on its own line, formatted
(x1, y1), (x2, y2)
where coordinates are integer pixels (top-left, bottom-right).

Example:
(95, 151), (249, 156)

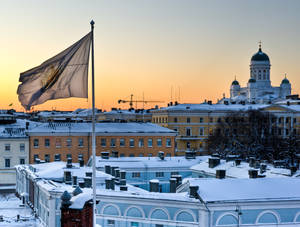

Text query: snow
(28, 122), (175, 134)
(186, 178), (300, 203)
(0, 194), (39, 226)
(93, 156), (204, 170)
(69, 193), (92, 209)
(16, 161), (111, 180)
(190, 157), (291, 178)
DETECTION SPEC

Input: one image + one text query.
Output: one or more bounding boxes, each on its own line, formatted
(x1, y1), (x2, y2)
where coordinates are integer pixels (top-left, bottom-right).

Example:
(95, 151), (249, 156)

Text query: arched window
(256, 211), (279, 224)
(216, 214), (238, 226)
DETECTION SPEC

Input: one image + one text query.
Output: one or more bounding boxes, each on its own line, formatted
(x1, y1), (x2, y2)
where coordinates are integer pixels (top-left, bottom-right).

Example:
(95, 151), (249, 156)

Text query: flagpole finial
(90, 20), (95, 30)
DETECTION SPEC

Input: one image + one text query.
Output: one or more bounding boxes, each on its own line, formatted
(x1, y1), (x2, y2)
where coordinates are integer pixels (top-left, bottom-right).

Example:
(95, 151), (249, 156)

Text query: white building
(222, 44), (292, 104)
(0, 119), (29, 186)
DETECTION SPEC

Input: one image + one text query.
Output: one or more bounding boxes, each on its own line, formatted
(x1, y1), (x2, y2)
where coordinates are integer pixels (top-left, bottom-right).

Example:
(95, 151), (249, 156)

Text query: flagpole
(90, 20), (97, 227)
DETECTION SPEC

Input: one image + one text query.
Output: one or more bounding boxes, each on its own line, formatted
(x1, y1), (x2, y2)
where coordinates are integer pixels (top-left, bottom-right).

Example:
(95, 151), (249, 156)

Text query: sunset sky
(1, 0), (300, 111)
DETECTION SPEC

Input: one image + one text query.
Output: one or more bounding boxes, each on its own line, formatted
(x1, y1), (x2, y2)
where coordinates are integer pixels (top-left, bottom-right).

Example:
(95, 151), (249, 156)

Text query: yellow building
(151, 103), (300, 155)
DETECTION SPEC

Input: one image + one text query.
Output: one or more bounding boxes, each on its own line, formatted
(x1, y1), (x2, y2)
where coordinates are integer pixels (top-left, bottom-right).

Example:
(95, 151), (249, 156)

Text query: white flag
(17, 32), (92, 110)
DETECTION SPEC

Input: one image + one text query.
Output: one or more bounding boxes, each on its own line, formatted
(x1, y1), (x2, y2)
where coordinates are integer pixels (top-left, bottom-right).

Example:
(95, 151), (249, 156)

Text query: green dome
(232, 80), (239, 86)
(281, 78), (290, 84)
(251, 47), (270, 62)
(248, 78), (256, 83)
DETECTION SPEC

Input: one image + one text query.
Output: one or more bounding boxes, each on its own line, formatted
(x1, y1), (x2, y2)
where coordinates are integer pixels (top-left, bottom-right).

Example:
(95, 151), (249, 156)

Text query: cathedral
(221, 44), (292, 104)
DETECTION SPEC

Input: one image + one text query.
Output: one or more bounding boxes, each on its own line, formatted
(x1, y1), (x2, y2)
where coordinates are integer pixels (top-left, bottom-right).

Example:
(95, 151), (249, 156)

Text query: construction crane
(118, 94), (164, 109)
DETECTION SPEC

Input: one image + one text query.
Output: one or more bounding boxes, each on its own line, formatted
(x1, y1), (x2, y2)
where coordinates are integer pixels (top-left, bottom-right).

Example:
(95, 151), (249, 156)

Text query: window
(45, 138), (50, 148)
(101, 138), (106, 147)
(138, 138), (144, 147)
(19, 158), (25, 165)
(120, 153), (125, 157)
(199, 128), (204, 136)
(131, 222), (139, 227)
(129, 153), (135, 157)
(174, 117), (178, 123)
(286, 129), (289, 135)
(20, 143), (25, 152)
(54, 154), (61, 161)
(156, 172), (164, 177)
(66, 138), (72, 147)
(294, 118), (297, 123)
(132, 172), (140, 178)
(171, 171), (179, 176)
(209, 117), (213, 123)
(129, 139), (135, 147)
(286, 118), (290, 123)
(120, 138), (125, 147)
(200, 117), (203, 123)
(278, 128), (282, 135)
(34, 154), (39, 161)
(148, 138), (153, 147)
(78, 138), (84, 147)
(33, 139), (39, 148)
(187, 117), (190, 123)
(4, 144), (10, 151)
(166, 138), (171, 147)
(156, 225), (163, 227)
(138, 153), (143, 157)
(107, 220), (115, 226)
(5, 159), (10, 168)
(110, 138), (116, 147)
(157, 138), (162, 147)
(186, 128), (191, 136)
(55, 138), (61, 148)
(278, 117), (282, 124)
(186, 142), (190, 149)
(45, 154), (50, 162)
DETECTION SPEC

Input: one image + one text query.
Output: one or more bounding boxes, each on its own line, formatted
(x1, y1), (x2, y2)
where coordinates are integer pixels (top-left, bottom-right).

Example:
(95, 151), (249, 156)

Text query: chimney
(171, 175), (182, 187)
(120, 171), (126, 180)
(86, 172), (92, 178)
(105, 179), (111, 190)
(110, 178), (115, 190)
(209, 158), (220, 168)
(169, 178), (177, 193)
(84, 177), (92, 188)
(105, 165), (111, 175)
(26, 122), (29, 130)
(216, 170), (226, 179)
(260, 164), (267, 174)
(111, 167), (118, 177)
(101, 152), (109, 159)
(120, 186), (128, 191)
(112, 151), (119, 158)
(208, 100), (212, 105)
(149, 180), (159, 192)
(66, 157), (72, 168)
(79, 159), (84, 167)
(115, 169), (120, 178)
(72, 176), (77, 186)
(158, 151), (164, 160)
(79, 181), (85, 188)
(290, 166), (298, 176)
(189, 186), (199, 198)
(72, 186), (82, 196)
(235, 159), (241, 166)
(64, 171), (72, 185)
(248, 169), (258, 178)
(249, 158), (255, 168)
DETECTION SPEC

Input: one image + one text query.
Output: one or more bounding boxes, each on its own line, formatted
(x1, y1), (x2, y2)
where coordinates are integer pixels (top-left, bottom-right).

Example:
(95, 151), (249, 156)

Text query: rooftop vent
(66, 157), (72, 168)
(150, 180), (159, 192)
(216, 169), (226, 179)
(189, 186), (199, 198)
(209, 158), (220, 168)
(248, 169), (258, 178)
(101, 152), (109, 159)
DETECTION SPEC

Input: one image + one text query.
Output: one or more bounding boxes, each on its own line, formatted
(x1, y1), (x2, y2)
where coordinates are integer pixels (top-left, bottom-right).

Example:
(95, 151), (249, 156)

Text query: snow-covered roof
(0, 119), (33, 138)
(17, 161), (111, 180)
(28, 122), (175, 135)
(152, 103), (269, 112)
(186, 178), (300, 203)
(69, 193), (92, 209)
(93, 156), (203, 170)
(190, 157), (290, 178)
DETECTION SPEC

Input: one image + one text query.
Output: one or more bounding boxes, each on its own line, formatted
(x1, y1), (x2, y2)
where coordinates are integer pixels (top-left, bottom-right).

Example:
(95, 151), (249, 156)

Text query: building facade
(28, 122), (176, 163)
(151, 104), (300, 154)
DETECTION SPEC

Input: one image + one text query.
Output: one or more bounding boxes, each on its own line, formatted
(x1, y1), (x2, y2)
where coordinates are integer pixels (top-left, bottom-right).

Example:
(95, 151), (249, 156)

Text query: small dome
(281, 78), (290, 84)
(231, 80), (239, 86)
(251, 47), (270, 62)
(248, 78), (256, 83)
